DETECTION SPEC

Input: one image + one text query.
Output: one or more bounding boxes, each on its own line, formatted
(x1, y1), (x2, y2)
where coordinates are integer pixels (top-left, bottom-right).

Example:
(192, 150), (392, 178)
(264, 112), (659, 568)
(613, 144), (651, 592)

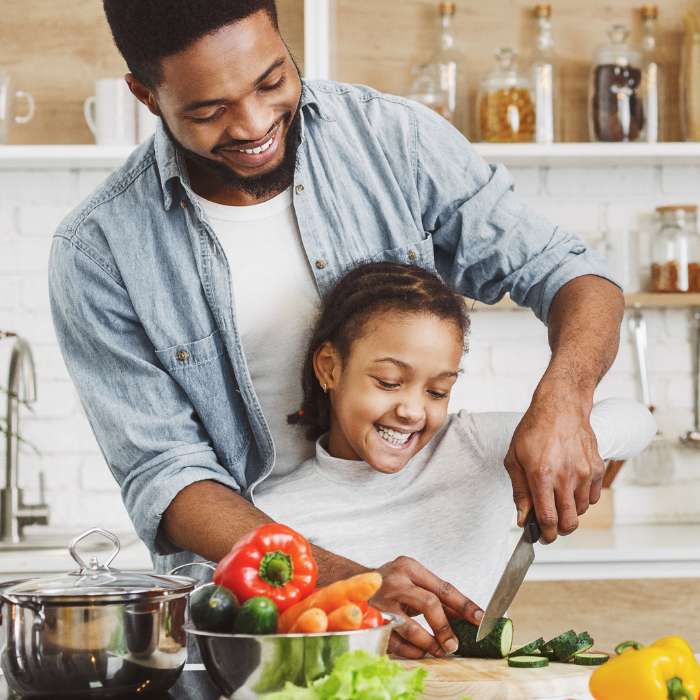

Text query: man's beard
(161, 103), (302, 201)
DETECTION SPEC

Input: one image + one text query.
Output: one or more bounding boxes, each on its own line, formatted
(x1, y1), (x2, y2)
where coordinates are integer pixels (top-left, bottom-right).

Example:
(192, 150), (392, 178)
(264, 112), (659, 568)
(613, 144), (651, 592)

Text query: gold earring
(322, 382), (328, 393)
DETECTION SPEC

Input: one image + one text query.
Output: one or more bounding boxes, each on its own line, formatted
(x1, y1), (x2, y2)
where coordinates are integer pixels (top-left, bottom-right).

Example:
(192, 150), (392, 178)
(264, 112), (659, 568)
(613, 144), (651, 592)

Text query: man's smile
(216, 121), (283, 170)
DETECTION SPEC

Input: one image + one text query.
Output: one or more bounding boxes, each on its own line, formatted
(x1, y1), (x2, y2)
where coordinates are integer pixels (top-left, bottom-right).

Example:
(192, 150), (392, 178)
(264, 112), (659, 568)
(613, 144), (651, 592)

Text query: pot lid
(1, 528), (195, 604)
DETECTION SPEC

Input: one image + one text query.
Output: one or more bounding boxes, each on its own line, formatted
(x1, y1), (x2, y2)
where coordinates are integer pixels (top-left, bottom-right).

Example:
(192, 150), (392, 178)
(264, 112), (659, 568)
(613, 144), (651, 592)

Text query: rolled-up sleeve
(49, 234), (241, 554)
(411, 102), (619, 323)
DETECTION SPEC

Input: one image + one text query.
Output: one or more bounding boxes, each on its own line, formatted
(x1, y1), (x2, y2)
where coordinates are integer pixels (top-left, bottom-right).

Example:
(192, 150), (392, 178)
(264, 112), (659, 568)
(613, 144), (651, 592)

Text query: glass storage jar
(650, 205), (699, 293)
(406, 63), (451, 121)
(589, 25), (645, 142)
(478, 48), (535, 142)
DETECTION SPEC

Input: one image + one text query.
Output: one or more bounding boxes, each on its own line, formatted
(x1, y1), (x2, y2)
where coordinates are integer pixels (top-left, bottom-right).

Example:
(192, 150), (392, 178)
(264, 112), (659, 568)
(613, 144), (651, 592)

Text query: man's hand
(371, 556), (483, 659)
(504, 380), (605, 543)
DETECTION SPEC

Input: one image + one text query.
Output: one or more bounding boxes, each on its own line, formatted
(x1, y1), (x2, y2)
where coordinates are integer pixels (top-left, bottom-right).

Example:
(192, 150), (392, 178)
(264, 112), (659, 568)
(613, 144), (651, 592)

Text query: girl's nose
(395, 398), (425, 424)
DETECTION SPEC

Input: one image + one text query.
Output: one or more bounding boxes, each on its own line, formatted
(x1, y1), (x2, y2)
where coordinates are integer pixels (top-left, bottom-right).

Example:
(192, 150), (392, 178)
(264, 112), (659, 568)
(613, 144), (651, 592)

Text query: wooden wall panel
(0, 0), (304, 144)
(511, 578), (700, 650)
(333, 0), (687, 142)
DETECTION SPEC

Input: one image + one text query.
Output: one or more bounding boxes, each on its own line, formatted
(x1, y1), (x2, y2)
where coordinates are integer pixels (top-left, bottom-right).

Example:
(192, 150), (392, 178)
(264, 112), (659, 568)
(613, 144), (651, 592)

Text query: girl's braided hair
(288, 261), (470, 441)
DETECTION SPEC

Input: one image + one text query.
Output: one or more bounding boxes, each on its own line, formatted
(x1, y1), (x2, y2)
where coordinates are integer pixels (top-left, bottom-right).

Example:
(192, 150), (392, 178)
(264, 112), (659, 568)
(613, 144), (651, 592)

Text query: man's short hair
(103, 0), (279, 88)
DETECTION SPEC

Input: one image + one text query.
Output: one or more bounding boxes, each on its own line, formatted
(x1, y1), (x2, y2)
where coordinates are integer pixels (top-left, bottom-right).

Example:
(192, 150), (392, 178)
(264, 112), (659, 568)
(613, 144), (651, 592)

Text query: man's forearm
(162, 480), (367, 586)
(542, 275), (624, 400)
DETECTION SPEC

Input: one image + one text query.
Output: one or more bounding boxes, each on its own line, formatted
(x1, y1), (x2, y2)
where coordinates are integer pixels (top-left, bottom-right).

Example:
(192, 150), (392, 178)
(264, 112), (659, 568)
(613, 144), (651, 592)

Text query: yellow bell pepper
(590, 636), (700, 700)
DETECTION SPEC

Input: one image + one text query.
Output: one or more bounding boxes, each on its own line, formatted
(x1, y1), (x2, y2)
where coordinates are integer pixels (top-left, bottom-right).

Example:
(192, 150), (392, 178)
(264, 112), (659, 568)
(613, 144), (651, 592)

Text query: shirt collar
(154, 79), (330, 211)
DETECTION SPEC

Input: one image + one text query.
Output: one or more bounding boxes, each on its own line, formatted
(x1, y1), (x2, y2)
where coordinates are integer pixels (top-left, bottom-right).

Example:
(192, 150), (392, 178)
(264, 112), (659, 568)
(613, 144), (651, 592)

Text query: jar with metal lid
(478, 48), (536, 142)
(650, 205), (699, 293)
(0, 528), (196, 697)
(589, 24), (645, 142)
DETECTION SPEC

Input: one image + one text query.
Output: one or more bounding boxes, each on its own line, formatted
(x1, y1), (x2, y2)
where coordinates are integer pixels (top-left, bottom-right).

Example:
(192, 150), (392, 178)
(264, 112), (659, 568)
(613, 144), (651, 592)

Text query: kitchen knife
(475, 508), (540, 642)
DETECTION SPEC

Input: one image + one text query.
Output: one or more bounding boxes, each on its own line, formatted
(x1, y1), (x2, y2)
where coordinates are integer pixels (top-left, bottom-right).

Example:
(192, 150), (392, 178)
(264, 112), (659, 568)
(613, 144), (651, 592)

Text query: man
(49, 0), (624, 659)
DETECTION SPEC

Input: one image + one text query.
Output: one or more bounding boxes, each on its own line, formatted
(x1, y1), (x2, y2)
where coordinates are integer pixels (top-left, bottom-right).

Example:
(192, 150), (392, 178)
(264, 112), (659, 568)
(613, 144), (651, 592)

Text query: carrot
(289, 607), (328, 634)
(327, 603), (363, 631)
(279, 572), (382, 633)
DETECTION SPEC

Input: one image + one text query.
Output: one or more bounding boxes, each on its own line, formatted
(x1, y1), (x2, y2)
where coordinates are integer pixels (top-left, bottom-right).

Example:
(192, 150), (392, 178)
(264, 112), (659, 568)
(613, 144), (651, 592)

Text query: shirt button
(407, 250), (418, 262)
(176, 349), (189, 362)
(295, 184), (305, 194)
(315, 259), (327, 270)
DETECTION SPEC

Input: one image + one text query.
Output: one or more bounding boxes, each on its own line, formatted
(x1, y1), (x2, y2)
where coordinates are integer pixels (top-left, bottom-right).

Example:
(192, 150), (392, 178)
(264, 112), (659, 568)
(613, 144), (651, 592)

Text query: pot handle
(69, 528), (121, 572)
(169, 561), (216, 577)
(0, 580), (46, 619)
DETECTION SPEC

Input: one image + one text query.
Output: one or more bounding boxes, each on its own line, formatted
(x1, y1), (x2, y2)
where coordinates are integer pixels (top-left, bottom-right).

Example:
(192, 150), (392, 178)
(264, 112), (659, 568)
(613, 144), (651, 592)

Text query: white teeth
(237, 134), (274, 155)
(377, 425), (412, 446)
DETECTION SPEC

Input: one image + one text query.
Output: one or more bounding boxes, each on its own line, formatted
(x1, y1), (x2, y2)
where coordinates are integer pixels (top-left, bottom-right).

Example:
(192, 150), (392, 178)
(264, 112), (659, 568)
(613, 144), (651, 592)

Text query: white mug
(136, 100), (160, 143)
(83, 79), (136, 146)
(0, 73), (35, 144)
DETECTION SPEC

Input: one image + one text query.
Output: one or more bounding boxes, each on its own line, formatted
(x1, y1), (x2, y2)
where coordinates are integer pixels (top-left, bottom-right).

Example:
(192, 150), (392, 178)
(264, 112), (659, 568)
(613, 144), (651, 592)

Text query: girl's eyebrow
(371, 357), (460, 379)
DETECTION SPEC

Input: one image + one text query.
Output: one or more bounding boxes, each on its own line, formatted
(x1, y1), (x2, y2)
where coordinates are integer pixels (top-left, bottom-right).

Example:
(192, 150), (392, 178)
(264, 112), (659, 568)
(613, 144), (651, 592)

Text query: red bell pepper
(214, 523), (318, 612)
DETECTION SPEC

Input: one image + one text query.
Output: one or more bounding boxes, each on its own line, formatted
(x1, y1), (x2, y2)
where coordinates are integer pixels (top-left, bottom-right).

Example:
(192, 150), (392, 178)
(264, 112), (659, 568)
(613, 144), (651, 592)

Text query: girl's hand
(371, 556), (483, 659)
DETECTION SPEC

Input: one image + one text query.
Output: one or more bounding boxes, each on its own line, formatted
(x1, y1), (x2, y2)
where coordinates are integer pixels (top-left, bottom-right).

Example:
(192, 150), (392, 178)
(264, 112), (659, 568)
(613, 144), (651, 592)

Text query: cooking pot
(0, 528), (195, 698)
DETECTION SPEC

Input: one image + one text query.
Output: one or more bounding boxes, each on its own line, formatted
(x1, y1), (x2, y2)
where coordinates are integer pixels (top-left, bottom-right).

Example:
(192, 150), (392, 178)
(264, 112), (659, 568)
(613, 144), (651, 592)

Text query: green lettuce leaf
(261, 650), (427, 700)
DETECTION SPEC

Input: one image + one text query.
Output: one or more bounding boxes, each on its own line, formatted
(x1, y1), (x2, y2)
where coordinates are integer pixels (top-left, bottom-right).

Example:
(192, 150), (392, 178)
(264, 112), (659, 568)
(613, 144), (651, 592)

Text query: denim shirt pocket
(155, 330), (250, 466)
(369, 234), (436, 272)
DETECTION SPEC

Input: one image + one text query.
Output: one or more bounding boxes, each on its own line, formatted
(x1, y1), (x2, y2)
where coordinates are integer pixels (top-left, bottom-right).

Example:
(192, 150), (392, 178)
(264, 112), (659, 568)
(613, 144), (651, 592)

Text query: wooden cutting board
(397, 656), (596, 700)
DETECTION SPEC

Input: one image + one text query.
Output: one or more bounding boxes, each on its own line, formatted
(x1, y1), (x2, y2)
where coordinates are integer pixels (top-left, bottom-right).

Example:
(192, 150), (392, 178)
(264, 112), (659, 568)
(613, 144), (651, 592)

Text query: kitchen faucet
(1, 333), (49, 544)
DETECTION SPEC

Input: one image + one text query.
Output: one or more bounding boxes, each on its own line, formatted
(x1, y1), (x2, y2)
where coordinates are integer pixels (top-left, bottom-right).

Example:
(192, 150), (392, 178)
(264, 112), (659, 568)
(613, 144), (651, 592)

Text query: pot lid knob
(69, 528), (121, 573)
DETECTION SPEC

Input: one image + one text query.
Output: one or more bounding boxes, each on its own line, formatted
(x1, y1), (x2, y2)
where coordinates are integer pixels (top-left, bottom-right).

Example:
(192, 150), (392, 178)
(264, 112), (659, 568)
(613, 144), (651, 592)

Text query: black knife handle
(523, 508), (540, 544)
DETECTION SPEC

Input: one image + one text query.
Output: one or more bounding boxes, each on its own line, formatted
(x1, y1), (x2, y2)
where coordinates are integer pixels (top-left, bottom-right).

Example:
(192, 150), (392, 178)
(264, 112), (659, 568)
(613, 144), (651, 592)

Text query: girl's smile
(317, 313), (464, 473)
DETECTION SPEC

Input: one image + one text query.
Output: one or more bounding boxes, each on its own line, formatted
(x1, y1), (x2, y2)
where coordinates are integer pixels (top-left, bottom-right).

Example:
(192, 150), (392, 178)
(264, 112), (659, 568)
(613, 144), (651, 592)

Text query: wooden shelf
(1, 142), (700, 170)
(467, 293), (700, 312)
(474, 142), (700, 168)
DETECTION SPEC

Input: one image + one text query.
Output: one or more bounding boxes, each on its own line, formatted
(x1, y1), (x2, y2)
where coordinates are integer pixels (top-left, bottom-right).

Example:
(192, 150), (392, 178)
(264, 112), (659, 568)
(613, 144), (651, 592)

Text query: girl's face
(318, 312), (464, 473)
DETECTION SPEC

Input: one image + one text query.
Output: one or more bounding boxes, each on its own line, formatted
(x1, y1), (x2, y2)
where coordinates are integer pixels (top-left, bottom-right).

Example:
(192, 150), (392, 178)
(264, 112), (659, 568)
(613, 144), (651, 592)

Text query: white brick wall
(0, 162), (698, 538)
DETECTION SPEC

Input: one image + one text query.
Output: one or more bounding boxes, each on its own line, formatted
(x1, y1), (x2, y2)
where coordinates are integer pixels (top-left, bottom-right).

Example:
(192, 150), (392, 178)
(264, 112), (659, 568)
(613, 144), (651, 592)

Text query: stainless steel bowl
(0, 528), (195, 698)
(186, 613), (404, 699)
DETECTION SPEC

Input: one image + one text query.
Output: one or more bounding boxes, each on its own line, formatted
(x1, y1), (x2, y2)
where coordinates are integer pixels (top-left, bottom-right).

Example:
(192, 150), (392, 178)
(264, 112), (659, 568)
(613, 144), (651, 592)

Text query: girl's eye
(374, 378), (400, 390)
(259, 75), (287, 93)
(428, 390), (449, 400)
(190, 109), (224, 124)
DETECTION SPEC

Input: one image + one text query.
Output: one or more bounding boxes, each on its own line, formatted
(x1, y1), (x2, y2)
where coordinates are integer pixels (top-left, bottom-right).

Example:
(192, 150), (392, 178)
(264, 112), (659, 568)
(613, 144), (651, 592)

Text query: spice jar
(650, 205), (699, 293)
(478, 48), (536, 142)
(589, 25), (645, 142)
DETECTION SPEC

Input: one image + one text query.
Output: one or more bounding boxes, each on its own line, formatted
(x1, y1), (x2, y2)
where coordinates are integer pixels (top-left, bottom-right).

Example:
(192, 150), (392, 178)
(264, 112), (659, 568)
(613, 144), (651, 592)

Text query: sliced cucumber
(572, 652), (609, 666)
(508, 655), (550, 668)
(570, 632), (594, 658)
(540, 641), (555, 659)
(509, 637), (545, 657)
(451, 618), (513, 659)
(545, 630), (579, 661)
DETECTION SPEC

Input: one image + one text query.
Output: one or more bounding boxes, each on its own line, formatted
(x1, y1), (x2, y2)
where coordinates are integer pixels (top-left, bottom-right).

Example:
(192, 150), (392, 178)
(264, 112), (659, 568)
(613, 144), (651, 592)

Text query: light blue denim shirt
(49, 79), (615, 567)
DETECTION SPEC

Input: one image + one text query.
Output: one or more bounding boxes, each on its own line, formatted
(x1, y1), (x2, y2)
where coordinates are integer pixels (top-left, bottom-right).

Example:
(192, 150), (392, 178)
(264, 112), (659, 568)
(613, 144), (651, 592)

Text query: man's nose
(224, 100), (275, 143)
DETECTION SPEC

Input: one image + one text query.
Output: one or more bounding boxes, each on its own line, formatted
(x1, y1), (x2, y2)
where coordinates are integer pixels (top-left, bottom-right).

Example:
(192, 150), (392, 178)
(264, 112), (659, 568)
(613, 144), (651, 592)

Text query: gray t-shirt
(253, 398), (655, 607)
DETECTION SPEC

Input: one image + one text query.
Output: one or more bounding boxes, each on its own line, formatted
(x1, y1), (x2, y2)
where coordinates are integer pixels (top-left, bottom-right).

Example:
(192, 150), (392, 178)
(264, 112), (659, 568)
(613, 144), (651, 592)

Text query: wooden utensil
(398, 656), (595, 699)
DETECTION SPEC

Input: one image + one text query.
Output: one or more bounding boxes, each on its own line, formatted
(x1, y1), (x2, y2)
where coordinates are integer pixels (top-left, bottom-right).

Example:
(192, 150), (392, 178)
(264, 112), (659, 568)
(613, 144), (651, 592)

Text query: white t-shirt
(254, 398), (656, 607)
(195, 188), (319, 477)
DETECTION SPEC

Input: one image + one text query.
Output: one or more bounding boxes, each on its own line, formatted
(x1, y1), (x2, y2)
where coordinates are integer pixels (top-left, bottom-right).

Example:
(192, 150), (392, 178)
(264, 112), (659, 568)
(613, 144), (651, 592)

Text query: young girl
(253, 261), (655, 656)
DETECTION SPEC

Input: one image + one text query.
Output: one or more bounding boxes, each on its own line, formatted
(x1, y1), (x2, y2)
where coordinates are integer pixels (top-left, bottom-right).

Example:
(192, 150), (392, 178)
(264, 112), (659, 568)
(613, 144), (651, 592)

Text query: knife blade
(475, 508), (540, 642)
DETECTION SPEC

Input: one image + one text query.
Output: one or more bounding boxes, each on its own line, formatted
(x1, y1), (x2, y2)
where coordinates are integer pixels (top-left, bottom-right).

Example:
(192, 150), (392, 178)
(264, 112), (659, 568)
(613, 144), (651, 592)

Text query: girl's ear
(313, 341), (341, 391)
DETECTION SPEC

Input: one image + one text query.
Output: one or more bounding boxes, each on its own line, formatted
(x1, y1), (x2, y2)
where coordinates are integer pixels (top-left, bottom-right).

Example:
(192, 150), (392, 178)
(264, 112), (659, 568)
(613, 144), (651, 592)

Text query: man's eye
(190, 110), (223, 123)
(259, 75), (286, 93)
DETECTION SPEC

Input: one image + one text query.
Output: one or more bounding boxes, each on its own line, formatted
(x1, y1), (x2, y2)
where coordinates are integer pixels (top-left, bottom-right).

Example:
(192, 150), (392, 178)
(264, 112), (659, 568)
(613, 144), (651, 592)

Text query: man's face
(140, 10), (302, 200)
